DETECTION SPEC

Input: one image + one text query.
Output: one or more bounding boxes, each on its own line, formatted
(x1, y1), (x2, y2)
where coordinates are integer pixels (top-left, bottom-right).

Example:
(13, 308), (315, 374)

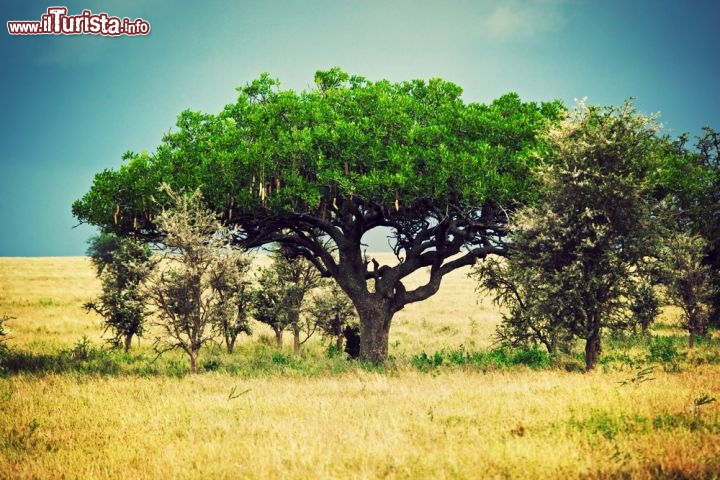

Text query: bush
(271, 352), (291, 365)
(648, 336), (684, 368)
(412, 351), (443, 371)
(410, 346), (553, 372)
(509, 347), (552, 369)
(70, 336), (96, 361)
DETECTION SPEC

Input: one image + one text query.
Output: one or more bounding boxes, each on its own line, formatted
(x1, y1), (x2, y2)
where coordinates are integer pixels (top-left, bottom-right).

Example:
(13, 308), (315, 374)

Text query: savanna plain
(1, 256), (719, 479)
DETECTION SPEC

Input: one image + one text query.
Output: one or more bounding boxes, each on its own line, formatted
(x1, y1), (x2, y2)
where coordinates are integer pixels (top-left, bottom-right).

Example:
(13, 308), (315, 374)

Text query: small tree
(473, 255), (575, 355)
(660, 128), (720, 327)
(660, 232), (716, 348)
(147, 186), (231, 373)
(208, 250), (253, 353)
(251, 247), (323, 355)
(473, 100), (666, 371)
(626, 272), (661, 334)
(251, 267), (290, 349)
(84, 233), (153, 351)
(275, 247), (323, 355)
(308, 280), (358, 354)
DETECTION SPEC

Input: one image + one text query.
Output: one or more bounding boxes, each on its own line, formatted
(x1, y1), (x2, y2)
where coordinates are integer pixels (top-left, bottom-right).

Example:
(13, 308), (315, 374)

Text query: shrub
(648, 336), (684, 368)
(509, 347), (552, 369)
(412, 351), (443, 371)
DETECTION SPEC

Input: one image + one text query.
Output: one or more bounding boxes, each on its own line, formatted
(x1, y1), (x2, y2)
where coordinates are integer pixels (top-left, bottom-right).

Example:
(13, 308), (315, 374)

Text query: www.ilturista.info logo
(7, 7), (150, 36)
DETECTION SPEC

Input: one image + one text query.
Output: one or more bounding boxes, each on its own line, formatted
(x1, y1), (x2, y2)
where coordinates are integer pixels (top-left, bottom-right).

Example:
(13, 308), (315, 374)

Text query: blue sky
(1, 0), (719, 256)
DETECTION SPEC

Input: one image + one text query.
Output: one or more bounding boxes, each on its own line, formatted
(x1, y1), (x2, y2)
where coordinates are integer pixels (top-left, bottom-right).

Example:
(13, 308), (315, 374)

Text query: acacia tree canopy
(73, 68), (563, 362)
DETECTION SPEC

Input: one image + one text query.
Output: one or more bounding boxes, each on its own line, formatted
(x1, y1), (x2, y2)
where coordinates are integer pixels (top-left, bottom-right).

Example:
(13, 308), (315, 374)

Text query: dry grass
(0, 257), (102, 350)
(1, 257), (720, 479)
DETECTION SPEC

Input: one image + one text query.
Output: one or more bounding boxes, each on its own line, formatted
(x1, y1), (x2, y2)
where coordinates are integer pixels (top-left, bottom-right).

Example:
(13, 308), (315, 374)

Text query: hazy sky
(2, 0), (719, 256)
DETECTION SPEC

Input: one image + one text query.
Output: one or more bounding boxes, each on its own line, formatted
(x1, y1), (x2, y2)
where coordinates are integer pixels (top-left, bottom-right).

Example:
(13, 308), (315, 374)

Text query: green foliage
(73, 71), (561, 233)
(660, 128), (720, 325)
(84, 233), (154, 351)
(647, 336), (684, 367)
(627, 275), (661, 333)
(271, 352), (292, 365)
(324, 342), (343, 358)
(73, 69), (562, 362)
(207, 250), (253, 353)
(70, 335), (96, 361)
(250, 247), (323, 354)
(2, 325), (719, 378)
(411, 345), (552, 372)
(251, 266), (292, 345)
(309, 280), (357, 352)
(411, 351), (444, 371)
(473, 100), (669, 371)
(146, 186), (247, 374)
(202, 359), (221, 372)
(658, 232), (717, 347)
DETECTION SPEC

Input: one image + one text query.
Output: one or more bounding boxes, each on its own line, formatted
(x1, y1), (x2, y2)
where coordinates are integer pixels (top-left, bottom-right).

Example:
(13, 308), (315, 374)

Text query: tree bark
(335, 334), (344, 352)
(356, 298), (392, 363)
(274, 328), (283, 350)
(189, 349), (199, 374)
(584, 328), (601, 372)
(124, 333), (133, 352)
(293, 325), (301, 356)
(225, 334), (235, 354)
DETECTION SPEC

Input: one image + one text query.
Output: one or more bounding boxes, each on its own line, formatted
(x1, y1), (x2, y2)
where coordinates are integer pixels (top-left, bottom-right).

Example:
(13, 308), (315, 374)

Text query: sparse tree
(251, 247), (323, 355)
(309, 280), (358, 354)
(251, 266), (290, 349)
(626, 272), (661, 334)
(208, 250), (253, 353)
(473, 255), (574, 355)
(147, 186), (232, 374)
(473, 100), (666, 371)
(84, 233), (153, 351)
(275, 247), (323, 355)
(659, 232), (717, 348)
(659, 128), (720, 327)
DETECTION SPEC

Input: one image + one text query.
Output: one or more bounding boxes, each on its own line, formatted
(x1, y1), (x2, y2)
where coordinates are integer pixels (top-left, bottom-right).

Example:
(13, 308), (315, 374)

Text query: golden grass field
(1, 256), (720, 479)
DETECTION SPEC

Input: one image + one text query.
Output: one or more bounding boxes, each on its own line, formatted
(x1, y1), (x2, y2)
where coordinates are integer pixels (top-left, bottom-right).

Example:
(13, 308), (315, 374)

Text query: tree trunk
(335, 334), (344, 352)
(124, 333), (133, 352)
(225, 334), (235, 354)
(189, 349), (199, 374)
(584, 328), (602, 372)
(689, 330), (695, 349)
(274, 328), (283, 350)
(356, 299), (393, 363)
(293, 325), (301, 356)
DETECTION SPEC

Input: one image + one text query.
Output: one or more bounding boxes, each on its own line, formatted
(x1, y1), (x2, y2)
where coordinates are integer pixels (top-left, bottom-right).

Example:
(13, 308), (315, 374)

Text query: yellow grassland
(1, 256), (719, 479)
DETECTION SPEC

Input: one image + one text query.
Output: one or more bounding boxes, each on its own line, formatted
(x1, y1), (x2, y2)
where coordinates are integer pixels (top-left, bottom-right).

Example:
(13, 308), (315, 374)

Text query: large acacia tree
(73, 69), (561, 362)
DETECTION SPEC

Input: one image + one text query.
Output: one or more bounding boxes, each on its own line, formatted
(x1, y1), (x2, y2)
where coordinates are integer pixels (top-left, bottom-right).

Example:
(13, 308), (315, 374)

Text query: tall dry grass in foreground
(1, 257), (720, 479)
